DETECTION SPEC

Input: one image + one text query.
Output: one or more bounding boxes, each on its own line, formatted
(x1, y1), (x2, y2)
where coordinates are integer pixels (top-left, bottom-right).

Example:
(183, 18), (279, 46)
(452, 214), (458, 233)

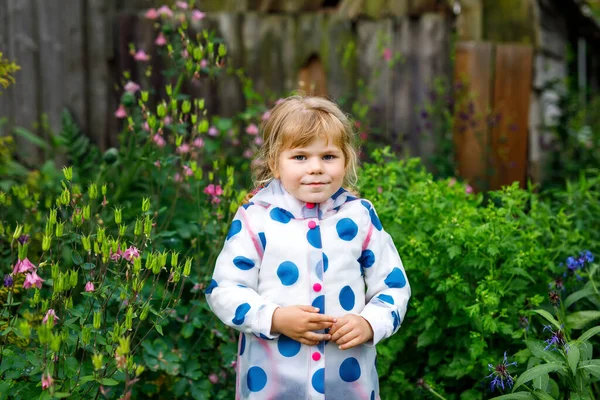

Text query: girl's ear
(269, 159), (279, 179)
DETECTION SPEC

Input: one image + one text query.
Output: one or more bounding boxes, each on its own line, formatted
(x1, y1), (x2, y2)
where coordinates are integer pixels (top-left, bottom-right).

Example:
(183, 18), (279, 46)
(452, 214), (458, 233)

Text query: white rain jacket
(206, 180), (411, 399)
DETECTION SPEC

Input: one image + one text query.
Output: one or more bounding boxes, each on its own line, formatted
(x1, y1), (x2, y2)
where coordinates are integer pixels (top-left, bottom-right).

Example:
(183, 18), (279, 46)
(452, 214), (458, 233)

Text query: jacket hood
(250, 179), (358, 219)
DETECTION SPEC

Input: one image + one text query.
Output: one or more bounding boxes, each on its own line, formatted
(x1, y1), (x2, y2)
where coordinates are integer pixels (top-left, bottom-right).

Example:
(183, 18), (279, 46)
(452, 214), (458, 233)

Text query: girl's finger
(330, 324), (352, 342)
(308, 321), (334, 330)
(329, 319), (347, 336)
(335, 330), (359, 346)
(339, 335), (363, 350)
(304, 332), (331, 342)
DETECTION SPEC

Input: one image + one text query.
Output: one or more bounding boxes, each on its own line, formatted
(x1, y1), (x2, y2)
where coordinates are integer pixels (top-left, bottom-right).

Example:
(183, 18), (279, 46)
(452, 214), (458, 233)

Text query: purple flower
(4, 275), (13, 288)
(581, 250), (594, 264)
(548, 291), (560, 306)
(486, 352), (517, 392)
(543, 325), (566, 351)
(17, 234), (30, 245)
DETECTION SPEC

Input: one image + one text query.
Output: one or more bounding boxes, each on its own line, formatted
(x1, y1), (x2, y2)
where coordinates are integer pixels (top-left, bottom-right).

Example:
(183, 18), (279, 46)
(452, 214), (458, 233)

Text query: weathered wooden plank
(8, 0), (40, 165)
(63, 0), (86, 135)
(452, 41), (493, 191)
(533, 54), (566, 91)
(87, 0), (111, 151)
(392, 17), (415, 154)
(323, 16), (355, 102)
(36, 0), (64, 145)
(357, 18), (394, 139)
(0, 0), (15, 130)
(490, 44), (533, 190)
(215, 13), (246, 117)
(295, 13), (325, 93)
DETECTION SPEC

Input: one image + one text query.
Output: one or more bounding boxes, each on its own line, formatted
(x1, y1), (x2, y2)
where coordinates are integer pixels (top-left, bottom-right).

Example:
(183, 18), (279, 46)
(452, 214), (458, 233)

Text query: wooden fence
(0, 0), (452, 166)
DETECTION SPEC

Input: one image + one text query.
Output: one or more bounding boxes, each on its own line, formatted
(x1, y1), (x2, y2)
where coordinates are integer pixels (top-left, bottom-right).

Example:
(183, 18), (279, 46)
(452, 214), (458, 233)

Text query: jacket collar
(250, 179), (358, 219)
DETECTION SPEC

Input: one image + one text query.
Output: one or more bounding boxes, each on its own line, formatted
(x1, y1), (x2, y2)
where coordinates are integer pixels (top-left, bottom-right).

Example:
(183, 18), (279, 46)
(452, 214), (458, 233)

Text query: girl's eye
(293, 155), (306, 161)
(323, 155), (336, 160)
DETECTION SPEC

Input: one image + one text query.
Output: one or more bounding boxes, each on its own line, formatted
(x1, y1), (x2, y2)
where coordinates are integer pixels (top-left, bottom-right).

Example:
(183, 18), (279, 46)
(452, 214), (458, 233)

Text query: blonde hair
(252, 95), (360, 193)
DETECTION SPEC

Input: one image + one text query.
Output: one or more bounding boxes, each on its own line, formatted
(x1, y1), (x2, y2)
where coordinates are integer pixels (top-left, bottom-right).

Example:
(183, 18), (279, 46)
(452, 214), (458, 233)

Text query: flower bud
(118, 336), (130, 355)
(32, 289), (40, 305)
(114, 207), (122, 225)
(88, 183), (98, 199)
(51, 263), (59, 280)
(38, 325), (51, 345)
(183, 257), (192, 276)
(152, 259), (161, 275)
(17, 242), (28, 260)
(82, 234), (91, 252)
(83, 204), (91, 220)
(134, 218), (142, 236)
(141, 91), (149, 102)
(113, 322), (120, 340)
(92, 353), (103, 371)
(42, 234), (52, 252)
(218, 43), (227, 57)
(45, 220), (52, 237)
(172, 271), (181, 283)
(19, 320), (31, 339)
(157, 103), (167, 118)
(198, 119), (209, 133)
(125, 307), (133, 330)
(60, 188), (70, 205)
(160, 251), (168, 268)
(94, 240), (100, 256)
(82, 326), (91, 345)
(119, 224), (127, 236)
(65, 296), (73, 309)
(93, 311), (101, 329)
(12, 223), (23, 240)
(62, 166), (73, 181)
(140, 303), (150, 321)
(55, 221), (65, 237)
(171, 252), (179, 268)
(102, 184), (107, 196)
(51, 333), (61, 352)
(170, 99), (177, 112)
(182, 100), (191, 114)
(49, 208), (57, 225)
(142, 197), (150, 213)
(143, 216), (152, 236)
(133, 257), (141, 274)
(135, 365), (145, 377)
(191, 114), (197, 124)
(69, 270), (78, 288)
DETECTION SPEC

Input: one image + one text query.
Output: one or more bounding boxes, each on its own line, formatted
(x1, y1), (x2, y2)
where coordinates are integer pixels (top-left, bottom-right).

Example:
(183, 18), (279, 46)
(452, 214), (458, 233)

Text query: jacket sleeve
(358, 201), (411, 346)
(205, 206), (281, 339)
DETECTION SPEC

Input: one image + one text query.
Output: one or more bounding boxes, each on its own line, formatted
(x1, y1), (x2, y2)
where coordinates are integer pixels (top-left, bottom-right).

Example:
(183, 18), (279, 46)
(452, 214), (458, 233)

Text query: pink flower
(41, 373), (53, 390)
(465, 184), (474, 194)
(208, 126), (218, 137)
(377, 186), (383, 194)
(143, 121), (150, 131)
(157, 5), (173, 17)
(230, 360), (237, 368)
(246, 123), (259, 135)
(85, 281), (95, 292)
(115, 105), (127, 119)
(275, 98), (285, 105)
(176, 1), (188, 9)
(261, 111), (271, 121)
(448, 177), (457, 187)
(155, 32), (167, 46)
(174, 173), (183, 183)
(212, 196), (221, 204)
(177, 143), (191, 154)
(42, 309), (59, 324)
(145, 8), (159, 19)
(200, 59), (208, 68)
(183, 165), (193, 176)
(124, 81), (141, 93)
(383, 48), (392, 62)
(254, 137), (263, 146)
(23, 270), (44, 289)
(164, 116), (172, 125)
(181, 49), (189, 58)
(192, 137), (204, 148)
(192, 10), (206, 21)
(359, 132), (368, 141)
(123, 246), (140, 262)
(232, 139), (240, 146)
(203, 184), (223, 196)
(12, 257), (36, 274)
(243, 149), (253, 159)
(208, 373), (219, 384)
(134, 50), (150, 61)
(153, 134), (166, 148)
(110, 249), (122, 261)
(154, 160), (161, 168)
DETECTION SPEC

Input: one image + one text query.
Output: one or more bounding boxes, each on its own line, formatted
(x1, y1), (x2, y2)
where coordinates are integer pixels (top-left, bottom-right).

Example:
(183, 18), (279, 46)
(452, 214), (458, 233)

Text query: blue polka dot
(312, 368), (325, 394)
(317, 340), (325, 353)
(277, 335), (301, 357)
(371, 391), (375, 400)
(242, 202), (254, 210)
(336, 218), (358, 241)
(258, 333), (273, 340)
(384, 268), (407, 288)
(359, 250), (375, 269)
(340, 357), (361, 382)
(227, 220), (242, 240)
(205, 279), (218, 294)
(240, 333), (246, 356)
(331, 187), (346, 200)
(312, 295), (324, 314)
(277, 261), (299, 286)
(361, 200), (382, 231)
(233, 256), (255, 270)
(392, 310), (400, 331)
(232, 303), (251, 325)
(323, 253), (328, 272)
(315, 260), (324, 280)
(377, 294), (394, 304)
(307, 226), (322, 248)
(247, 366), (267, 392)
(270, 207), (294, 223)
(258, 232), (266, 250)
(339, 286), (355, 311)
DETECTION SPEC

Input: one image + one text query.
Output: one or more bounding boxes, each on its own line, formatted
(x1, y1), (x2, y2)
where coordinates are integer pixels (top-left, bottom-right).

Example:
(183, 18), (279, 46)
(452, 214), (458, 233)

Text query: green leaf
(52, 393), (72, 398)
(532, 373), (548, 391)
(13, 127), (49, 149)
(513, 363), (565, 391)
(71, 251), (83, 266)
(532, 310), (561, 330)
(99, 378), (119, 386)
(566, 311), (600, 330)
(79, 375), (95, 383)
(489, 393), (536, 400)
(532, 391), (554, 400)
(567, 343), (580, 376)
(578, 326), (600, 342)
(579, 360), (600, 379)
(565, 286), (597, 308)
(155, 324), (163, 336)
(448, 245), (461, 259)
(525, 340), (562, 364)
(82, 263), (95, 270)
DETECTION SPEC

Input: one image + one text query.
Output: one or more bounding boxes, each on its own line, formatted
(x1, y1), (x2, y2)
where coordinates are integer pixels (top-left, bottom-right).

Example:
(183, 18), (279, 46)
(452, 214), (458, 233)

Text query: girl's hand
(271, 305), (337, 346)
(329, 315), (374, 350)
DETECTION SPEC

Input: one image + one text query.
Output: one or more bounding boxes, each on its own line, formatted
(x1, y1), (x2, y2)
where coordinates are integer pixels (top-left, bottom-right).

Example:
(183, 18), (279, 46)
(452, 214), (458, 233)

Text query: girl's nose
(307, 158), (324, 174)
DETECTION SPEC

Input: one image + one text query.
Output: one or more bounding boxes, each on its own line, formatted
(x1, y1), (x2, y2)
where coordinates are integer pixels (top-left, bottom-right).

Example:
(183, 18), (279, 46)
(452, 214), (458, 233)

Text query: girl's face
(274, 136), (346, 204)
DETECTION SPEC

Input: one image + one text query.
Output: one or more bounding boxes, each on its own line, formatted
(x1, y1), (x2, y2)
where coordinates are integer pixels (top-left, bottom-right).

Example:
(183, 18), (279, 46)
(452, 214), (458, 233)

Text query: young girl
(206, 96), (411, 399)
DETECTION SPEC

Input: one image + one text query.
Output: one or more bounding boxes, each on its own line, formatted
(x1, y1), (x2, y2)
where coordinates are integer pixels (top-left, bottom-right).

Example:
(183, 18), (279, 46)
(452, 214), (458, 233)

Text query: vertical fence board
(324, 16), (356, 102)
(63, 0), (86, 133)
(453, 41), (493, 191)
(0, 0), (15, 131)
(87, 0), (110, 151)
(490, 44), (532, 190)
(37, 0), (64, 141)
(392, 17), (414, 154)
(9, 0), (40, 164)
(215, 13), (245, 117)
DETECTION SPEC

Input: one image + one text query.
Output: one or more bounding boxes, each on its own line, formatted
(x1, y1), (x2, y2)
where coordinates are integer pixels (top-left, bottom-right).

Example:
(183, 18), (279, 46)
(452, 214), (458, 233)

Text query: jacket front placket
(303, 201), (326, 398)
